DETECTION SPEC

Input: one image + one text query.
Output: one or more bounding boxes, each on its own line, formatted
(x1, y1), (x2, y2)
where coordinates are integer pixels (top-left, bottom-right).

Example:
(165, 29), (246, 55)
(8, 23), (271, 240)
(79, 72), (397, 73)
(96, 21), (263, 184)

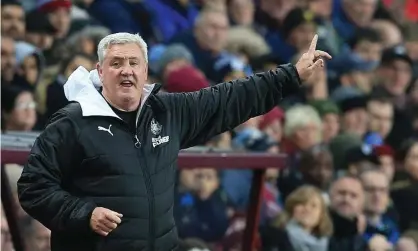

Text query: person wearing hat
(37, 0), (72, 39)
(332, 86), (369, 138)
(275, 8), (318, 62)
(309, 100), (340, 143)
(25, 10), (57, 51)
(155, 44), (194, 81)
(375, 45), (414, 105)
(344, 144), (381, 176)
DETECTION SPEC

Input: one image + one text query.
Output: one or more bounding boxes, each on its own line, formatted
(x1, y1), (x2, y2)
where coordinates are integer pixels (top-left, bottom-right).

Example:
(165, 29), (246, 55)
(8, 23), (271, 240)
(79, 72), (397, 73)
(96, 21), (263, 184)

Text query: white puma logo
(98, 124), (113, 136)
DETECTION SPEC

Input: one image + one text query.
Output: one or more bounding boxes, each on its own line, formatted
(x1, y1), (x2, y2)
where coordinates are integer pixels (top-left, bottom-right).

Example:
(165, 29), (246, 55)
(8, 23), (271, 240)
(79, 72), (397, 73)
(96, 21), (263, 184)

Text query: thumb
(308, 59), (324, 71)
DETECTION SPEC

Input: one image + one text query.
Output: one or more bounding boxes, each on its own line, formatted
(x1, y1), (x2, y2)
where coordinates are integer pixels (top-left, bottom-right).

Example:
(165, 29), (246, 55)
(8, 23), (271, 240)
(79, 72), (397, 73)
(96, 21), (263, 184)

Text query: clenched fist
(90, 207), (123, 236)
(295, 34), (332, 82)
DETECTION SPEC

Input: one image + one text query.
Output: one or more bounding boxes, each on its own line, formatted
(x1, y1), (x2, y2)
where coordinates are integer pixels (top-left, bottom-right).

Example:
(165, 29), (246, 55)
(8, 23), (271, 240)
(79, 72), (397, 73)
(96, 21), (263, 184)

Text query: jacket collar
(64, 66), (158, 124)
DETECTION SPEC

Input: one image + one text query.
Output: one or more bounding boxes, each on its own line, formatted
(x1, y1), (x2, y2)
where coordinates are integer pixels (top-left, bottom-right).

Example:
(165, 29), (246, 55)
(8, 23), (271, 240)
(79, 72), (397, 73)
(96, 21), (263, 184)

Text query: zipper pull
(134, 135), (141, 148)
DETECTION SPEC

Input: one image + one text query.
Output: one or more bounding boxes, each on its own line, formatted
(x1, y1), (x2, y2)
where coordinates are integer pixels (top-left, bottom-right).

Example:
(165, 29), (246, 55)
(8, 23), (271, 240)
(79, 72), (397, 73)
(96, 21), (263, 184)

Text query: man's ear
(144, 64), (148, 81)
(96, 62), (103, 82)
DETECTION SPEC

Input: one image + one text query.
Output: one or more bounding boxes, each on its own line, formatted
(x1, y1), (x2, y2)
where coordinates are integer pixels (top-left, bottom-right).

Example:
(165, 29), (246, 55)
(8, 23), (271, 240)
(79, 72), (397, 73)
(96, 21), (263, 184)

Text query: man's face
(19, 55), (39, 85)
(344, 0), (377, 27)
(293, 123), (321, 150)
(361, 172), (389, 215)
(64, 56), (94, 79)
(229, 0), (254, 26)
(195, 168), (219, 199)
(48, 7), (71, 39)
(1, 37), (16, 82)
(26, 32), (54, 51)
(303, 151), (334, 189)
(380, 59), (412, 96)
(379, 155), (395, 181)
(288, 23), (316, 51)
(195, 12), (229, 53)
(8, 92), (37, 131)
(309, 0), (332, 18)
(342, 108), (368, 137)
(1, 4), (25, 40)
(367, 101), (394, 138)
(97, 43), (148, 108)
(354, 40), (382, 62)
(322, 113), (340, 142)
(330, 178), (364, 218)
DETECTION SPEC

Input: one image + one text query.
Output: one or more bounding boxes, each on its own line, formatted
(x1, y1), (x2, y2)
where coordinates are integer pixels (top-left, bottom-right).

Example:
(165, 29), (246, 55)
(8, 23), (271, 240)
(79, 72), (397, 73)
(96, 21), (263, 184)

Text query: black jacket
(17, 64), (301, 251)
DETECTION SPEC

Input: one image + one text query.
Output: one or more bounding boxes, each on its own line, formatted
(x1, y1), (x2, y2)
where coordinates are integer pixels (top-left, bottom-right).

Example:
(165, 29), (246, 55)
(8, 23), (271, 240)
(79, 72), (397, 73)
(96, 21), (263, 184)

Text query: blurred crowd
(1, 0), (418, 250)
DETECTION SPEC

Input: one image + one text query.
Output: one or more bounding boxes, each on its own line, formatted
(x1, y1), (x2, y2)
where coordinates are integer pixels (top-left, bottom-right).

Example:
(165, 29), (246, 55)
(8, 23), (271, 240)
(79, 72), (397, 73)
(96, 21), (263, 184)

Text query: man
(1, 0), (25, 40)
(360, 169), (400, 246)
(367, 96), (394, 140)
(1, 36), (16, 85)
(328, 176), (368, 251)
(17, 32), (330, 251)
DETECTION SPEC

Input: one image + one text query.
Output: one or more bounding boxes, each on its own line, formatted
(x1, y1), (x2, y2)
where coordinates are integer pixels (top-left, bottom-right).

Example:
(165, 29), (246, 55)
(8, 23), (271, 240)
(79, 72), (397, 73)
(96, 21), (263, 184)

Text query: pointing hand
(295, 34), (332, 82)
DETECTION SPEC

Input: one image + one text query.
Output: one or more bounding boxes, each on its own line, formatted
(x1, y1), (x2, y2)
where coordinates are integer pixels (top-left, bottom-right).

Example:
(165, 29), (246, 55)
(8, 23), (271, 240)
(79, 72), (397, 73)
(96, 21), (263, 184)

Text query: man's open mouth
(120, 80), (134, 87)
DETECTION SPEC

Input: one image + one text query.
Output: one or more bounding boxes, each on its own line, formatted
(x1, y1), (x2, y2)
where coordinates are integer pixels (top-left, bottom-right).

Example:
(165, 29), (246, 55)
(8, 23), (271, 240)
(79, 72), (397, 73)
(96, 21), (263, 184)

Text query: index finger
(105, 212), (122, 224)
(309, 34), (318, 53)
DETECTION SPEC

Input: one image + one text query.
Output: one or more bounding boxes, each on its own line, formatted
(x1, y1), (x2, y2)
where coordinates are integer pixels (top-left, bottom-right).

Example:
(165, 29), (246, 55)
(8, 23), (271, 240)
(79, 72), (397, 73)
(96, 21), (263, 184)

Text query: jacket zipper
(133, 106), (155, 251)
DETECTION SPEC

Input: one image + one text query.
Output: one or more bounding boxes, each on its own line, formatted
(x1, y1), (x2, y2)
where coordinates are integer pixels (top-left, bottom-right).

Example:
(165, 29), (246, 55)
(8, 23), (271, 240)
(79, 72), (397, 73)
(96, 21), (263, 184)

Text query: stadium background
(1, 0), (418, 250)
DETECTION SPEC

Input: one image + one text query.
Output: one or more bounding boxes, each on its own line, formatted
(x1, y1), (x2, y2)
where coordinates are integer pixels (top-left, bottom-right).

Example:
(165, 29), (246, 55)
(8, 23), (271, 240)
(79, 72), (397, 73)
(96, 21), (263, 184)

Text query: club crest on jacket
(150, 118), (162, 135)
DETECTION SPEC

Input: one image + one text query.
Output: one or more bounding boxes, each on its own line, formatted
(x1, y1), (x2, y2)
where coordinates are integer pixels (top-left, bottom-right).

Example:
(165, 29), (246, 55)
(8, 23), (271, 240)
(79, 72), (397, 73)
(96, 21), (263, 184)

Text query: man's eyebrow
(111, 56), (140, 60)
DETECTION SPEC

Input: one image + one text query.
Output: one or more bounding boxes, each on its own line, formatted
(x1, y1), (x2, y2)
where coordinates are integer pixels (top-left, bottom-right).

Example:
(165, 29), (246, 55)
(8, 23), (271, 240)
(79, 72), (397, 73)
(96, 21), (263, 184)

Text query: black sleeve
(167, 64), (301, 148)
(17, 110), (96, 234)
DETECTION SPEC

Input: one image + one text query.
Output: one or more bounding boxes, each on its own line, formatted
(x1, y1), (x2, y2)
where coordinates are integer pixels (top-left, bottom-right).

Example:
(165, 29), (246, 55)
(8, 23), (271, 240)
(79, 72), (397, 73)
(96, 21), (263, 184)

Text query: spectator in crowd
(391, 139), (418, 232)
(366, 95), (395, 142)
(24, 9), (57, 51)
(175, 168), (230, 242)
(45, 52), (95, 119)
(278, 144), (334, 202)
(309, 99), (340, 143)
(374, 144), (396, 182)
(282, 105), (322, 165)
(14, 41), (46, 91)
(370, 19), (403, 49)
(360, 169), (400, 246)
(333, 0), (378, 41)
(170, 8), (237, 82)
(1, 0), (25, 40)
(1, 85), (37, 132)
(1, 36), (17, 85)
(344, 145), (380, 176)
(261, 185), (333, 251)
(328, 176), (369, 251)
(332, 87), (369, 138)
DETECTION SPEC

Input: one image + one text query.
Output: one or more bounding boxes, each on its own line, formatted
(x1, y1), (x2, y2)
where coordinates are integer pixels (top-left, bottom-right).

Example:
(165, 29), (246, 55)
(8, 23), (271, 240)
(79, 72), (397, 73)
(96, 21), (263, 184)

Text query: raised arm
(166, 34), (331, 148)
(17, 110), (96, 234)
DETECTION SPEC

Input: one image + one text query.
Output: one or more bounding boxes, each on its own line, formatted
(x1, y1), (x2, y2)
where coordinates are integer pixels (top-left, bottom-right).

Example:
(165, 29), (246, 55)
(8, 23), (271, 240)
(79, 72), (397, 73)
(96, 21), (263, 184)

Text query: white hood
(64, 66), (155, 122)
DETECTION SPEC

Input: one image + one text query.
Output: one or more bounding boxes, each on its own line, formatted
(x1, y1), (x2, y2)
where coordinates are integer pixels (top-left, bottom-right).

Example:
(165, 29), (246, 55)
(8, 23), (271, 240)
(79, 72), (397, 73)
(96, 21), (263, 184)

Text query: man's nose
(120, 66), (133, 76)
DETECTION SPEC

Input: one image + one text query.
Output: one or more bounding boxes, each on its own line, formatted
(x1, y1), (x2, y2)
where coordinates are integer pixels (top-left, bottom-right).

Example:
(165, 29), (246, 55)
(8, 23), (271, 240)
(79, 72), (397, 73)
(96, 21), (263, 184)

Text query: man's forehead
(334, 178), (362, 191)
(105, 43), (143, 59)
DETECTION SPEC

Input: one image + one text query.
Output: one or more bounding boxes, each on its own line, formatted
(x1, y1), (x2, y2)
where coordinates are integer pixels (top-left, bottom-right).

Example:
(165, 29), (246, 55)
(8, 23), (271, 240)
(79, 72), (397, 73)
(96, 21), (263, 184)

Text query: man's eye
(130, 62), (138, 66)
